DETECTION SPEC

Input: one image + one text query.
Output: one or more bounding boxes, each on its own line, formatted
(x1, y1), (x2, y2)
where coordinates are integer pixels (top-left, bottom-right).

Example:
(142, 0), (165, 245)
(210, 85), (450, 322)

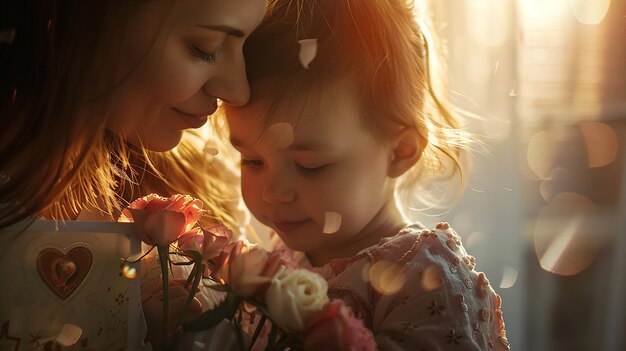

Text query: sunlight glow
(569, 0), (611, 25)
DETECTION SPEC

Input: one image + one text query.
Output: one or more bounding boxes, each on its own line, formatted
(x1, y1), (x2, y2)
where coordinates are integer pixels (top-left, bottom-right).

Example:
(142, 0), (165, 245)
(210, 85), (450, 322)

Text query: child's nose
(262, 174), (296, 204)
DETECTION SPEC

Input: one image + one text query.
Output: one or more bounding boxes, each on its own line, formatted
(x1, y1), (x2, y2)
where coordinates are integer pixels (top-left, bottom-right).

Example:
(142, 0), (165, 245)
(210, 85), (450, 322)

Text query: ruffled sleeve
(366, 223), (510, 350)
(321, 223), (510, 351)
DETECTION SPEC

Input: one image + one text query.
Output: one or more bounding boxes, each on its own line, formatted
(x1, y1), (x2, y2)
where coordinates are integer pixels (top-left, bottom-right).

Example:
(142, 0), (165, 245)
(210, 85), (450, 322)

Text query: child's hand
(141, 278), (203, 350)
(303, 300), (377, 351)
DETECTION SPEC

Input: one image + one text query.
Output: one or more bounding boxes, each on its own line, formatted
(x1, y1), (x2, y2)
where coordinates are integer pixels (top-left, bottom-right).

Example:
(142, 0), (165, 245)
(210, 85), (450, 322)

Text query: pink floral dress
(259, 222), (511, 351)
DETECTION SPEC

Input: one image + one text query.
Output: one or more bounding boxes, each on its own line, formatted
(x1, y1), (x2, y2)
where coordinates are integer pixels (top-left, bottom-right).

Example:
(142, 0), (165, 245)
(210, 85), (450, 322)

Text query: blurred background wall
(426, 0), (626, 350)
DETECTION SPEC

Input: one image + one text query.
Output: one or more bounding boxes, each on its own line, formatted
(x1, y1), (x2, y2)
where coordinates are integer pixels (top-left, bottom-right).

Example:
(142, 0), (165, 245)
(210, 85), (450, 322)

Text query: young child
(223, 0), (510, 349)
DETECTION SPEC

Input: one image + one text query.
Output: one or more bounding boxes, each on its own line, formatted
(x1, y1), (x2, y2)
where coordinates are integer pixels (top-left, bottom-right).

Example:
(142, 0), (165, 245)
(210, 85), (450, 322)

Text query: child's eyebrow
(287, 142), (334, 152)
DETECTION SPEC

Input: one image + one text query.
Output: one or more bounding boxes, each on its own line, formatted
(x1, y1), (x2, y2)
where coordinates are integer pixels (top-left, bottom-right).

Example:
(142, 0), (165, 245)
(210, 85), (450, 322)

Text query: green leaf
(182, 292), (241, 332)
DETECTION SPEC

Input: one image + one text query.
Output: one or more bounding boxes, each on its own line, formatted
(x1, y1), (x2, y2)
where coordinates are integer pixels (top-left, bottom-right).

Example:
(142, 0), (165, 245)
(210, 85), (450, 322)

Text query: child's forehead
(227, 78), (363, 153)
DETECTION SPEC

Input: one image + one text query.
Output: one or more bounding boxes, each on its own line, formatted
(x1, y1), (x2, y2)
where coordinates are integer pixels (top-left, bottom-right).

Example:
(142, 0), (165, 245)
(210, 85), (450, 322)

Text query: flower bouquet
(120, 194), (376, 351)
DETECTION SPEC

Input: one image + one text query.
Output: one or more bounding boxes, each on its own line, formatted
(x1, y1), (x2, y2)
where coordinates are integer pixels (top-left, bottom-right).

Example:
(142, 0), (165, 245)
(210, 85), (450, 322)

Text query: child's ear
(388, 128), (424, 178)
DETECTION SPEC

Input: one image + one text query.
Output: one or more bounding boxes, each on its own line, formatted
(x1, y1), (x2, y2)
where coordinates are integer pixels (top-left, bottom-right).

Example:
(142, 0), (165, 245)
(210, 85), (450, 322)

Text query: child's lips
(273, 219), (309, 233)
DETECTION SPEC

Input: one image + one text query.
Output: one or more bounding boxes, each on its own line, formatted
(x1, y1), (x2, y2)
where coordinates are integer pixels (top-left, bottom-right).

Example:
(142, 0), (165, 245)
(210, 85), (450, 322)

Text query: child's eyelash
(297, 164), (328, 175)
(189, 45), (217, 64)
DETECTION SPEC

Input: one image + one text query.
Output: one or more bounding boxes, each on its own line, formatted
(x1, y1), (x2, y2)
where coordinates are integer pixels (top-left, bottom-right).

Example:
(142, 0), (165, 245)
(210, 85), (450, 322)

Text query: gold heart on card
(36, 247), (93, 300)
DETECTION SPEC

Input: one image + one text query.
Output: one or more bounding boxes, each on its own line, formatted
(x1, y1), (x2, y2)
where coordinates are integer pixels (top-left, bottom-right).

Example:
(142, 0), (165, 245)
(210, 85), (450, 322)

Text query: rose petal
(141, 194), (172, 212)
(178, 228), (205, 253)
(323, 212), (342, 234)
(143, 210), (187, 246)
(298, 38), (318, 69)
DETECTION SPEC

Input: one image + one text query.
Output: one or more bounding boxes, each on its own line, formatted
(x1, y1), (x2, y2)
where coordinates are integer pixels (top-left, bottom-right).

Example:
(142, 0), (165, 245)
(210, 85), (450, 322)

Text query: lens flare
(534, 192), (601, 276)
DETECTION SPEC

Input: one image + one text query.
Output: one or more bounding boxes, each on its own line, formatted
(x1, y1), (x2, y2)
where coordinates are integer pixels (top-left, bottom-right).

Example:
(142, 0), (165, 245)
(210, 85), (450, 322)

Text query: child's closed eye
(296, 163), (329, 175)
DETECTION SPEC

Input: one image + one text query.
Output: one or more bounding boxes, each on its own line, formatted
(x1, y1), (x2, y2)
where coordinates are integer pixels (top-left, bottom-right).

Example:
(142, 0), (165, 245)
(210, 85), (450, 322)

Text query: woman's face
(105, 0), (266, 151)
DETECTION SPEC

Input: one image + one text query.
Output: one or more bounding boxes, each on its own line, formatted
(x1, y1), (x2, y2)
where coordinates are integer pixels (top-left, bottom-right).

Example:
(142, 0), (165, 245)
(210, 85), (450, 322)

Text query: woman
(0, 0), (265, 226)
(0, 0), (267, 348)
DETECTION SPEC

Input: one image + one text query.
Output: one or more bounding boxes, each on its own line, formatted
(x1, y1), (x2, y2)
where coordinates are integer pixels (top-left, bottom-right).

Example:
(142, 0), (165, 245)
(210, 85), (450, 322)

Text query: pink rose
(178, 224), (233, 260)
(120, 193), (205, 246)
(209, 239), (252, 284)
(303, 300), (377, 351)
(207, 242), (295, 298)
(228, 248), (295, 298)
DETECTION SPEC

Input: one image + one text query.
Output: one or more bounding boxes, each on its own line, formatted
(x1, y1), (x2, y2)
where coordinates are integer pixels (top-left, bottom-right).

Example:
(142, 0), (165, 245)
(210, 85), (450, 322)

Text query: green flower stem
(177, 254), (204, 328)
(249, 314), (267, 351)
(157, 245), (169, 349)
(123, 244), (156, 264)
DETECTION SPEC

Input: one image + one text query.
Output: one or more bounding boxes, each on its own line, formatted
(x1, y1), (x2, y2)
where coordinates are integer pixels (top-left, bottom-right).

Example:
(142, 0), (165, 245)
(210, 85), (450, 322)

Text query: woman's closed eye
(188, 44), (217, 64)
(241, 158), (263, 167)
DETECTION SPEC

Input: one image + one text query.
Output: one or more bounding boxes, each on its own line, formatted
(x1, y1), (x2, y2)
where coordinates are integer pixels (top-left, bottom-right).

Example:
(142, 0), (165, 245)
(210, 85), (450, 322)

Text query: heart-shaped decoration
(36, 247), (93, 300)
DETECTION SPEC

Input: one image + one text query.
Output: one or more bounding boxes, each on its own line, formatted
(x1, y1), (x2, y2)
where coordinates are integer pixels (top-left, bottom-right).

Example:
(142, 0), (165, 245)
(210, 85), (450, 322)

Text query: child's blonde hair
(244, 0), (473, 209)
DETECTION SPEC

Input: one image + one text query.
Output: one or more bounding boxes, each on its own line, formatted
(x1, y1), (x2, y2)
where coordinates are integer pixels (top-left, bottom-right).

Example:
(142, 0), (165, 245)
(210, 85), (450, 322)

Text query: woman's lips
(273, 219), (309, 233)
(172, 108), (208, 129)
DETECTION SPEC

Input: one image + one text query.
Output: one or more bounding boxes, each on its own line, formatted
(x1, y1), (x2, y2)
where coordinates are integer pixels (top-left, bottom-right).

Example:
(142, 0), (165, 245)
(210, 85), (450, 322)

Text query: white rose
(265, 266), (329, 332)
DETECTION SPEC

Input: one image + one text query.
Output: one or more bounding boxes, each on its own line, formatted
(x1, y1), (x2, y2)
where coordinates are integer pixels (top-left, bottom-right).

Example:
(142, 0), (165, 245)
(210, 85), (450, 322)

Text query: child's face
(225, 79), (397, 260)
(104, 0), (266, 151)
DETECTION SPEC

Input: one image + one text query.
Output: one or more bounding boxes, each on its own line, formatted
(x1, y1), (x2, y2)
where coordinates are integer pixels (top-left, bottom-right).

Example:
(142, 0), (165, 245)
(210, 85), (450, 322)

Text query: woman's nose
(262, 172), (296, 204)
(205, 47), (250, 107)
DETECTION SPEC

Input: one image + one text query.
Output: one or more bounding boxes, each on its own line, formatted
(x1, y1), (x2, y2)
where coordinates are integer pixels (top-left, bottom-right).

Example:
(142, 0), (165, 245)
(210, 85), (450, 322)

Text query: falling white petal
(266, 123), (294, 152)
(56, 324), (82, 346)
(499, 266), (518, 289)
(297, 39), (318, 69)
(323, 212), (342, 234)
(204, 146), (219, 156)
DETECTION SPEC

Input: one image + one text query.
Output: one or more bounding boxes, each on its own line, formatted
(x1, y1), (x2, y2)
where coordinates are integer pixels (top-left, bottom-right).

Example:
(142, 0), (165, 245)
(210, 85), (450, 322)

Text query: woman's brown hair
(0, 1), (243, 230)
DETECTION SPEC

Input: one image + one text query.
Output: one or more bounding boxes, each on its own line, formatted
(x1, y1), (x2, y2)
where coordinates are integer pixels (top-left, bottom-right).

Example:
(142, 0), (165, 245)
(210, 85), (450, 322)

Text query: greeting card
(0, 220), (151, 351)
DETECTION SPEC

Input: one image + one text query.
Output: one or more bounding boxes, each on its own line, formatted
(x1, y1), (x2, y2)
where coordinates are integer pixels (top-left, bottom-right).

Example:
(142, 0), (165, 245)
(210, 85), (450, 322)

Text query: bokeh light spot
(369, 260), (406, 295)
(534, 192), (601, 276)
(569, 0), (611, 25)
(466, 232), (487, 250)
(527, 131), (555, 179)
(579, 122), (618, 168)
(121, 263), (138, 279)
(421, 264), (444, 291)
